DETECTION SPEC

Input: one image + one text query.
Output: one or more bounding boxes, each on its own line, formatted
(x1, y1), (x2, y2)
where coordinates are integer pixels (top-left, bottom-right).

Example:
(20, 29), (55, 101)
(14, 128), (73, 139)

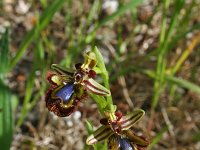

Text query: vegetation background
(0, 0), (200, 149)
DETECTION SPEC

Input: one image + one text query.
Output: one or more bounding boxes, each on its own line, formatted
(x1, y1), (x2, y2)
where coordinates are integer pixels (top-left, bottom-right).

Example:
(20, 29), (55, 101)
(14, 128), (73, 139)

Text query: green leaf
(0, 28), (9, 75)
(0, 81), (13, 150)
(0, 27), (15, 150)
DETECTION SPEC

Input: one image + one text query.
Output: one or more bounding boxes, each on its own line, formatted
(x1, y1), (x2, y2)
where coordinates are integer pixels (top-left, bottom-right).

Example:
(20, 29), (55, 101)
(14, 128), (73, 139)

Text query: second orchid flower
(87, 109), (149, 150)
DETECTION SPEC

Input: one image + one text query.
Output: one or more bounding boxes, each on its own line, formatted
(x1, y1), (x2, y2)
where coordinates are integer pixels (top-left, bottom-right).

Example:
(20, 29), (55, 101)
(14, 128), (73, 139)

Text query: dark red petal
(115, 111), (122, 121)
(75, 63), (83, 69)
(100, 118), (109, 125)
(88, 70), (96, 78)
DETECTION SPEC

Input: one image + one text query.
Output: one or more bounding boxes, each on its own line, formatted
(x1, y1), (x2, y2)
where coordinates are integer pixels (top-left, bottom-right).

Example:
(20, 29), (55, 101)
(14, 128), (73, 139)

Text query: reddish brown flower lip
(45, 86), (77, 117)
(45, 81), (89, 117)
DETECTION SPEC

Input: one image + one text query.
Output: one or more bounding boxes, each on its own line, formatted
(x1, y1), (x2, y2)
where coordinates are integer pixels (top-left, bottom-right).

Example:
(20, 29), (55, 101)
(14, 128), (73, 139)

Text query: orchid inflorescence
(45, 49), (149, 149)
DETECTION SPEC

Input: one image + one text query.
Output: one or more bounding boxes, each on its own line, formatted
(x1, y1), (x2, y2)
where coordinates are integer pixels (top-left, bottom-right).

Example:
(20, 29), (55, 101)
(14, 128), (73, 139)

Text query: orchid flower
(87, 109), (149, 150)
(45, 51), (110, 117)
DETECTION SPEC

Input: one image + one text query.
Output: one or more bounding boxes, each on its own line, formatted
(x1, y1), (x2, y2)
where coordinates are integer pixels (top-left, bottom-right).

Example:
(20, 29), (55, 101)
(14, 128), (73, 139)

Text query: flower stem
(93, 47), (116, 114)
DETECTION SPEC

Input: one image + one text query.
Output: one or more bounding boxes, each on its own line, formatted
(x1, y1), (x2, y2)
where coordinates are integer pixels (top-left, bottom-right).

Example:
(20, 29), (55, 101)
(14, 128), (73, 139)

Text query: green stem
(93, 47), (116, 115)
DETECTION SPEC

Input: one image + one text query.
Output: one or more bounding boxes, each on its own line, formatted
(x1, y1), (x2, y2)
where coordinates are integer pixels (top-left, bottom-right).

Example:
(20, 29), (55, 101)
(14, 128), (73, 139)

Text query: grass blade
(166, 75), (200, 95)
(86, 0), (143, 43)
(9, 0), (66, 70)
(152, 0), (185, 109)
(168, 22), (200, 50)
(111, 66), (200, 95)
(96, 0), (143, 29)
(16, 67), (36, 128)
(147, 127), (168, 150)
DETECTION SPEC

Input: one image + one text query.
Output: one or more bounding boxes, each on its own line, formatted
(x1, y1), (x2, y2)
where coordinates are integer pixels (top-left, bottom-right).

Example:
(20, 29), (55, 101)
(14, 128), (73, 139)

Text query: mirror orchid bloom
(45, 51), (110, 117)
(86, 109), (149, 150)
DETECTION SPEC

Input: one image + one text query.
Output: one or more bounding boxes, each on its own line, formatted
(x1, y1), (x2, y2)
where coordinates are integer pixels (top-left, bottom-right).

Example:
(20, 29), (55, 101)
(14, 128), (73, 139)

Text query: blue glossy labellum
(118, 137), (134, 150)
(55, 83), (74, 104)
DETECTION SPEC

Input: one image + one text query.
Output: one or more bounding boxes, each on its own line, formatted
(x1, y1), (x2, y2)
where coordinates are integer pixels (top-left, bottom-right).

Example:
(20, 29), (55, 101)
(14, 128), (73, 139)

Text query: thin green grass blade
(16, 40), (47, 128)
(86, 0), (143, 43)
(143, 70), (200, 95)
(152, 0), (170, 109)
(164, 0), (185, 54)
(147, 127), (168, 150)
(86, 0), (100, 25)
(16, 67), (36, 128)
(9, 0), (66, 70)
(144, 70), (200, 95)
(152, 0), (185, 109)
(166, 75), (200, 95)
(168, 22), (200, 50)
(96, 0), (143, 30)
(111, 66), (200, 95)
(176, 0), (195, 33)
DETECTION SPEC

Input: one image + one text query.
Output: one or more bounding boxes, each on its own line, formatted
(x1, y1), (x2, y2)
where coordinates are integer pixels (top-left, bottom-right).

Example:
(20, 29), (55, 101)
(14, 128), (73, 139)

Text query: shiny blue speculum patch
(55, 83), (75, 103)
(119, 137), (134, 150)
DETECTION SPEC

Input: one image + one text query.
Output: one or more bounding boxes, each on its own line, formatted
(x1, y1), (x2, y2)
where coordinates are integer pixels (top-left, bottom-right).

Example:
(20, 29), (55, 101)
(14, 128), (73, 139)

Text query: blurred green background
(0, 0), (200, 149)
